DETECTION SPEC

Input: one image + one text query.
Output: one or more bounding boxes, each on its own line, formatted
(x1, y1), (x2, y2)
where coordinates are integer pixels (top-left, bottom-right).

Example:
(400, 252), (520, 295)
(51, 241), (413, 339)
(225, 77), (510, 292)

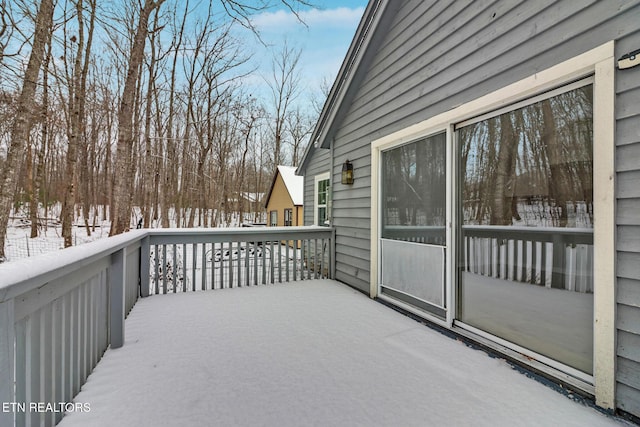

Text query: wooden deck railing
(382, 224), (593, 292)
(142, 227), (335, 295)
(463, 225), (593, 292)
(0, 226), (334, 427)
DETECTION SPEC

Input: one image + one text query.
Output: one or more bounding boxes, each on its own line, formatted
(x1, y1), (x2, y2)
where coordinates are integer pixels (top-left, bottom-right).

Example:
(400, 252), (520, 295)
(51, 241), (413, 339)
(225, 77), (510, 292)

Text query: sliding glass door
(457, 79), (594, 374)
(380, 132), (447, 317)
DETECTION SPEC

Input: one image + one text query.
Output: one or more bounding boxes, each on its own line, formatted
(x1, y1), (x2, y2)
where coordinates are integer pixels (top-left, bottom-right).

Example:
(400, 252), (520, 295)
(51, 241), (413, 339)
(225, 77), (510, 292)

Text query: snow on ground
(58, 280), (628, 427)
(4, 216), (110, 261)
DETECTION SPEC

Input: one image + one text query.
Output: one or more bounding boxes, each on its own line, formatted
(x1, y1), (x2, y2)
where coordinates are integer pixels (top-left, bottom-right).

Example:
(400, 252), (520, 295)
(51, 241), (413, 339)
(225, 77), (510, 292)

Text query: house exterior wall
(265, 174), (302, 227)
(301, 0), (640, 416)
(615, 25), (640, 418)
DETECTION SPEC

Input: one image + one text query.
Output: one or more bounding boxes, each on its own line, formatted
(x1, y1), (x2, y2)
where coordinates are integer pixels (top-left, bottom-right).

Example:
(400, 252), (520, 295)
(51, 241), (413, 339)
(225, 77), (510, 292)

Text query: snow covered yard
(58, 279), (627, 427)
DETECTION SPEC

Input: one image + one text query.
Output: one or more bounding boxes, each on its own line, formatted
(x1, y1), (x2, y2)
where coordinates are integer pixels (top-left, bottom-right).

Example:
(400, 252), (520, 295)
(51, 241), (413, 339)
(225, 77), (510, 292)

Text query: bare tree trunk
(266, 42), (301, 167)
(0, 0), (54, 260)
(542, 99), (570, 227)
(79, 0), (97, 236)
(491, 115), (518, 226)
(30, 43), (52, 239)
(63, 0), (95, 247)
(25, 134), (35, 231)
(110, 0), (165, 236)
(142, 12), (159, 228)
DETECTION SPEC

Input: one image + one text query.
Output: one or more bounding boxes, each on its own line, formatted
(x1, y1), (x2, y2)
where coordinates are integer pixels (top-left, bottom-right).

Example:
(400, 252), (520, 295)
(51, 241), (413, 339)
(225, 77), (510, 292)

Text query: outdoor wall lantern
(342, 159), (354, 185)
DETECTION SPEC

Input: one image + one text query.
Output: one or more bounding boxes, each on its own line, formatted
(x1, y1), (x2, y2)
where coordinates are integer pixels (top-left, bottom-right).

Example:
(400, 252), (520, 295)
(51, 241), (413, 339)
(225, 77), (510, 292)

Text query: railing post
(330, 228), (336, 279)
(0, 299), (15, 427)
(110, 247), (126, 349)
(140, 236), (150, 297)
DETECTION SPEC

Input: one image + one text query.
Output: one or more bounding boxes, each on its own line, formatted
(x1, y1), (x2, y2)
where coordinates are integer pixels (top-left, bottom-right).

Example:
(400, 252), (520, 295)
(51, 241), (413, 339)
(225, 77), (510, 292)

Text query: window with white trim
(314, 173), (331, 226)
(284, 209), (293, 226)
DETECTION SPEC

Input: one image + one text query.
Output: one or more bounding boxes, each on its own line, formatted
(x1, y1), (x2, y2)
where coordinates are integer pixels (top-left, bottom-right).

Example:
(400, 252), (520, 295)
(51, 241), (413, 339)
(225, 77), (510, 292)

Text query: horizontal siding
(617, 199), (640, 225)
(618, 383), (640, 417)
(618, 330), (640, 364)
(618, 358), (640, 394)
(617, 87), (640, 120)
(617, 278), (640, 308)
(619, 252), (640, 281)
(617, 144), (640, 172)
(616, 24), (640, 416)
(340, 0), (613, 140)
(304, 0), (640, 415)
(618, 171), (640, 199)
(618, 304), (640, 336)
(617, 116), (639, 146)
(618, 226), (640, 252)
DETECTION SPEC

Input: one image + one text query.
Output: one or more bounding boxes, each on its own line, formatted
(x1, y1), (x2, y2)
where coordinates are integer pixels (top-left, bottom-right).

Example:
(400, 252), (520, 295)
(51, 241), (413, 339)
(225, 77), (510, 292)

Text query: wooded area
(460, 83), (594, 228)
(0, 0), (321, 260)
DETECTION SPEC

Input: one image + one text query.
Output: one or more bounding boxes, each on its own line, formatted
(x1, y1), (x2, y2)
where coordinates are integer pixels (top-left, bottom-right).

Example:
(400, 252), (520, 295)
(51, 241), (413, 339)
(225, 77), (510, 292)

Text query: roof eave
(297, 0), (388, 174)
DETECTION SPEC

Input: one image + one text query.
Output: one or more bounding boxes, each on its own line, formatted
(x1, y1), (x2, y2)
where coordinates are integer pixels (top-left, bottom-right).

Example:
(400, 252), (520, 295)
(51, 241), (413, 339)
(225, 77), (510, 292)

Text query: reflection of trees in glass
(382, 133), (446, 227)
(461, 84), (593, 228)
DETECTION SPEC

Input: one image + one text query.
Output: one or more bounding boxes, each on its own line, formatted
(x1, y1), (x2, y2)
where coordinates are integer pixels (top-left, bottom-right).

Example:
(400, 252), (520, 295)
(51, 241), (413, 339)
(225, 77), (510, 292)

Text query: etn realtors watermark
(2, 402), (90, 413)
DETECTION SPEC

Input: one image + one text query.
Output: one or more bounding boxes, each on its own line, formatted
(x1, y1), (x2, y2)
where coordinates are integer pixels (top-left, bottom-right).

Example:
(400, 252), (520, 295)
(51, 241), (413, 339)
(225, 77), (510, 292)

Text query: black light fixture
(341, 159), (354, 185)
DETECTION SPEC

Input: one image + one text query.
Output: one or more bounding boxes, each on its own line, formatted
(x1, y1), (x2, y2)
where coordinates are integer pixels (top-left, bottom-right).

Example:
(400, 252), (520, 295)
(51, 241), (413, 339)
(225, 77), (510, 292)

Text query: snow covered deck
(57, 279), (625, 427)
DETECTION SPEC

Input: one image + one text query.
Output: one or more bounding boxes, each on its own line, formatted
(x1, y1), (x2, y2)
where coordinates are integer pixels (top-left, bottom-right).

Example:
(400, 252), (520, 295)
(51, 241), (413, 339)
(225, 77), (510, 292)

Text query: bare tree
(0, 0), (54, 261)
(286, 106), (313, 166)
(110, 0), (165, 236)
(264, 41), (301, 167)
(60, 0), (96, 247)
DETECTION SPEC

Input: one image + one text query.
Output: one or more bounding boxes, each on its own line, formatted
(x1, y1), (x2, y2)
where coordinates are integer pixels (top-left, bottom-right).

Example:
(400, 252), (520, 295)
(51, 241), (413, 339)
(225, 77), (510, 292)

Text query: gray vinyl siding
(615, 22), (640, 417)
(303, 0), (640, 414)
(302, 147), (330, 226)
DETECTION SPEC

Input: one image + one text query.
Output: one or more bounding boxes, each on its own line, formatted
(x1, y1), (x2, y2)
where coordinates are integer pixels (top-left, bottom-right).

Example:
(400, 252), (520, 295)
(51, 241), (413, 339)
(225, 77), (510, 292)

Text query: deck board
(58, 280), (624, 426)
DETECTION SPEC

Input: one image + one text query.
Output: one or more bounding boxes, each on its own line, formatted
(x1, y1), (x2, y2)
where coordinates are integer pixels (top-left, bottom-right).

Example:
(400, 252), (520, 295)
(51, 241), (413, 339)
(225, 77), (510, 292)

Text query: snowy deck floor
(58, 280), (626, 427)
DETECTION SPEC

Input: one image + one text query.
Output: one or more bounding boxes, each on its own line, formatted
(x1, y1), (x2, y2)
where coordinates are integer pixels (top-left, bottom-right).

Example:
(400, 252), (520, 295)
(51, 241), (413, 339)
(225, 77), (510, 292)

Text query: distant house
(298, 0), (640, 420)
(264, 166), (303, 227)
(238, 192), (265, 224)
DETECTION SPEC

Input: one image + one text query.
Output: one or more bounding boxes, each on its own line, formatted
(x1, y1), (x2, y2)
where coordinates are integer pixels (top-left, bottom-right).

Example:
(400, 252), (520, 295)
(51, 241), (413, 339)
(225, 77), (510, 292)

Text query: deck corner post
(0, 299), (15, 427)
(140, 235), (151, 297)
(110, 247), (126, 349)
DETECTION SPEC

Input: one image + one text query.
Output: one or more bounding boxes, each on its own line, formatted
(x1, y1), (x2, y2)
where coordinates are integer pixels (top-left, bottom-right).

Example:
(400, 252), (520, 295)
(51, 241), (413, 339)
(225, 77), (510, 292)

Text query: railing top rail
(146, 226), (332, 236)
(146, 226), (334, 245)
(0, 230), (147, 303)
(462, 225), (593, 234)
